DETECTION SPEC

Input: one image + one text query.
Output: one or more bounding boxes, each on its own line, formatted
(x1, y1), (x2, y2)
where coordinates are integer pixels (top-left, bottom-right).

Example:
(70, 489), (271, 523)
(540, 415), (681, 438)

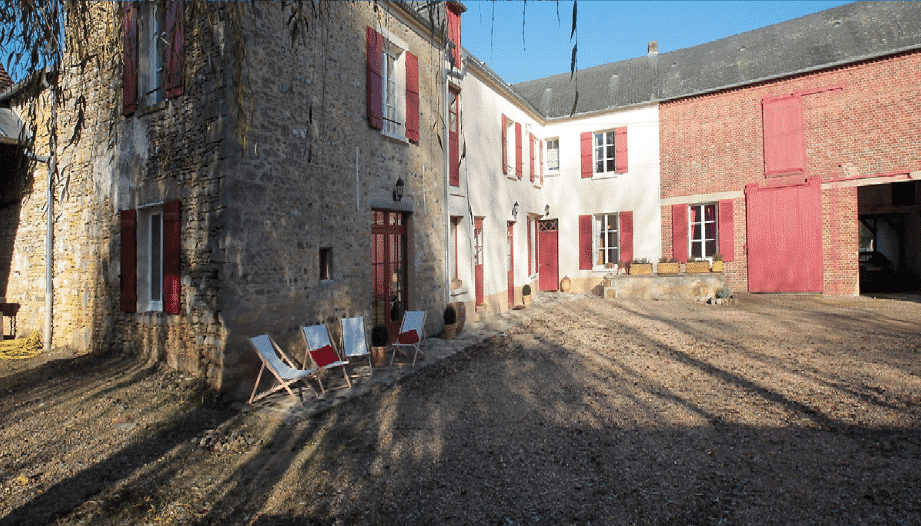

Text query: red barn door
(745, 178), (823, 293)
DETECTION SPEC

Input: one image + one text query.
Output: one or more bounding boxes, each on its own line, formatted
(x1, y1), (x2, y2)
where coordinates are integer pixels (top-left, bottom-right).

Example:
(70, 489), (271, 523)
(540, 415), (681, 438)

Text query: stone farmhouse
(1, 1), (920, 397)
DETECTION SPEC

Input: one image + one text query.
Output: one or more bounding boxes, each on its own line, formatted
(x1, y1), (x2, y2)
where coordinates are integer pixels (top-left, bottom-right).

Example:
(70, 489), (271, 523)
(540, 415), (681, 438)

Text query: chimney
(648, 41), (658, 56)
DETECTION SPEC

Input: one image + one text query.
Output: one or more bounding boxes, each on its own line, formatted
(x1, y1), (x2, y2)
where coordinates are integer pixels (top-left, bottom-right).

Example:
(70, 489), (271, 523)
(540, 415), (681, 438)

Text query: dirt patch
(2, 294), (921, 525)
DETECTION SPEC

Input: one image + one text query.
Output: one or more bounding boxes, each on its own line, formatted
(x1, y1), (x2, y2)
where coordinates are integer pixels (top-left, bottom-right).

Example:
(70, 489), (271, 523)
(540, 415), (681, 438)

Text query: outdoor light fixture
(544, 204), (550, 217)
(512, 201), (519, 219)
(393, 176), (404, 202)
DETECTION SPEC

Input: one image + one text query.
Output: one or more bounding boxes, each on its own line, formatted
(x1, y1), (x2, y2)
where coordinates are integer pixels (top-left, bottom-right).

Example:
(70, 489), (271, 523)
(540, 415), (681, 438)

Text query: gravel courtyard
(2, 293), (920, 525)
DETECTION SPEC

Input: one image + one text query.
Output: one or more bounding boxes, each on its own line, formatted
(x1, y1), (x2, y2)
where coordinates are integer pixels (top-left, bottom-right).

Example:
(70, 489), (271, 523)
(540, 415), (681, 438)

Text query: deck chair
(340, 317), (373, 377)
(302, 324), (352, 395)
(389, 310), (427, 366)
(248, 334), (318, 405)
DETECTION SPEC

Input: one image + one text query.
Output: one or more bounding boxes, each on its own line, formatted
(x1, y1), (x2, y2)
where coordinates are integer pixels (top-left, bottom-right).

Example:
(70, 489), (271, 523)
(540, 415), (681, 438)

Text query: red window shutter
(501, 114), (508, 175)
(164, 1), (184, 99)
(529, 133), (535, 182)
(718, 199), (735, 262)
(762, 95), (804, 175)
(366, 27), (384, 130)
(447, 4), (462, 69)
(405, 51), (420, 143)
(120, 209), (137, 312)
(579, 214), (592, 270)
(515, 122), (523, 179)
(527, 217), (532, 275)
(449, 130), (459, 187)
(615, 126), (628, 173)
(540, 140), (544, 185)
(163, 200), (181, 314)
(580, 132), (592, 178)
(619, 211), (633, 264)
(122, 3), (139, 116)
(671, 204), (688, 263)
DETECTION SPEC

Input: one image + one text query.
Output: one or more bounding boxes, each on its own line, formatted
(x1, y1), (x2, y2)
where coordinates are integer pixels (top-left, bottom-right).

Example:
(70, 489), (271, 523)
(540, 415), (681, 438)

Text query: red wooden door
(372, 210), (408, 342)
(507, 222), (515, 306)
(538, 219), (559, 291)
(745, 177), (823, 293)
(474, 218), (484, 305)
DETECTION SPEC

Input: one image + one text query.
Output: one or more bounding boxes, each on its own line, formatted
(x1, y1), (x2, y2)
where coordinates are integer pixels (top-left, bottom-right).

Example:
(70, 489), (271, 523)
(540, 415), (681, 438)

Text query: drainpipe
(43, 73), (56, 353)
(442, 33), (451, 308)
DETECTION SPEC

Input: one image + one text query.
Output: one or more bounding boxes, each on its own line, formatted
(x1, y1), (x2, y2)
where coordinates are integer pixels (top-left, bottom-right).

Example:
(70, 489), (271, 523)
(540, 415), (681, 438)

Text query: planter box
(711, 260), (724, 273)
(685, 261), (711, 273)
(630, 263), (653, 275)
(657, 262), (680, 274)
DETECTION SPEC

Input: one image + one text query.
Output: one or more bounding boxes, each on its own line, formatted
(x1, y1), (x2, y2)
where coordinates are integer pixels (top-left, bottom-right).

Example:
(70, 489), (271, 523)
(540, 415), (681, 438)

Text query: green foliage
(371, 325), (389, 347)
(522, 284), (531, 296)
(712, 253), (724, 262)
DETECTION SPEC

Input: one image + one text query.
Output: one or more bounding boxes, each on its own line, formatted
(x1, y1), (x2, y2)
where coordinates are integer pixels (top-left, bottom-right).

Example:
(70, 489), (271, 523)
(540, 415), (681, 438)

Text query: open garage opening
(857, 181), (921, 294)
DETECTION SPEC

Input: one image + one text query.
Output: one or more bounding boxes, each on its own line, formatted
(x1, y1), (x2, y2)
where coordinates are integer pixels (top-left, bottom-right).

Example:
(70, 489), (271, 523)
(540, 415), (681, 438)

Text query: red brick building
(659, 2), (921, 295)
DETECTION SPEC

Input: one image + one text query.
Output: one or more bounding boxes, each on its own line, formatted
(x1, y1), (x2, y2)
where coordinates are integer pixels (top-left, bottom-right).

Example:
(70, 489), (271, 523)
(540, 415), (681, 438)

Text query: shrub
(712, 253), (724, 262)
(522, 284), (532, 296)
(371, 325), (389, 347)
(716, 286), (732, 299)
(632, 257), (650, 264)
(443, 304), (457, 325)
(659, 256), (677, 263)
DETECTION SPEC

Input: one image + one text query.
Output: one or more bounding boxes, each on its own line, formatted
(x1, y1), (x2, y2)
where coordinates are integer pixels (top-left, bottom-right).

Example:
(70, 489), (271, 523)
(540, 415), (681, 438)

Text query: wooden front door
(372, 210), (408, 341)
(507, 222), (515, 306)
(474, 218), (484, 305)
(745, 177), (823, 293)
(538, 219), (559, 291)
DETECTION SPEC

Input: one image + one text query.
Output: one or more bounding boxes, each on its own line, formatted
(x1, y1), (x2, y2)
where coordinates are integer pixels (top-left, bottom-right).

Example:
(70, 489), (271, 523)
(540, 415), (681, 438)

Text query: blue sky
(462, 1), (854, 84)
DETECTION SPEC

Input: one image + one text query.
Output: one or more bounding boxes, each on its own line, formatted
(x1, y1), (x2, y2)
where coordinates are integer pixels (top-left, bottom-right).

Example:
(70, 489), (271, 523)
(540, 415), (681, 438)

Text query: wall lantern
(393, 176), (404, 202)
(544, 204), (550, 217)
(511, 201), (519, 219)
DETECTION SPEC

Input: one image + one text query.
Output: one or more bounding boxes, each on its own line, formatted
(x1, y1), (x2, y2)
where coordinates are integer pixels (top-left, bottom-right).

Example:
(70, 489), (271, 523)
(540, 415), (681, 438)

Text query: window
(595, 214), (620, 267)
(449, 88), (460, 187)
(367, 27), (419, 143)
(502, 115), (517, 177)
(123, 1), (183, 116)
(579, 211), (633, 270)
(546, 138), (559, 172)
(762, 94), (804, 175)
(689, 203), (717, 260)
(581, 127), (627, 178)
(529, 133), (537, 183)
(319, 247), (333, 281)
(120, 200), (181, 314)
(527, 216), (538, 276)
(450, 217), (462, 282)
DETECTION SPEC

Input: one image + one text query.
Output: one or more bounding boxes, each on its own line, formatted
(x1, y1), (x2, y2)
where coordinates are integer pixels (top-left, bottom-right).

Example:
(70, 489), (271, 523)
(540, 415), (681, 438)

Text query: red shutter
(615, 126), (628, 173)
(164, 1), (184, 99)
(120, 209), (137, 312)
(527, 217), (532, 275)
(540, 140), (544, 185)
(619, 211), (633, 264)
(163, 200), (181, 314)
(579, 214), (592, 270)
(501, 114), (508, 175)
(671, 204), (688, 263)
(122, 3), (139, 116)
(515, 122), (522, 179)
(366, 27), (384, 130)
(405, 51), (420, 143)
(529, 133), (535, 182)
(763, 94), (804, 175)
(580, 131), (592, 178)
(447, 4), (462, 69)
(718, 199), (735, 262)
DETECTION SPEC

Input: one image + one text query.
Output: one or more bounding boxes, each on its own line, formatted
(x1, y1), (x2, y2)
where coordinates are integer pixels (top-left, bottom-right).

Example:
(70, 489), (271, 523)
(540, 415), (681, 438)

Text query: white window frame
(138, 2), (165, 108)
(137, 204), (164, 312)
(529, 216), (538, 277)
(546, 137), (560, 174)
(689, 203), (718, 260)
(505, 118), (516, 178)
(379, 28), (408, 142)
(593, 213), (620, 269)
(593, 130), (617, 177)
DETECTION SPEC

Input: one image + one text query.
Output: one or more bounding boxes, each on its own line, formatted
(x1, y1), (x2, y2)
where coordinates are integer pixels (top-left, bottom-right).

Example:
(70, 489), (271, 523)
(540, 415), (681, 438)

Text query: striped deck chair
(341, 317), (373, 377)
(302, 324), (352, 395)
(389, 310), (427, 366)
(248, 334), (318, 405)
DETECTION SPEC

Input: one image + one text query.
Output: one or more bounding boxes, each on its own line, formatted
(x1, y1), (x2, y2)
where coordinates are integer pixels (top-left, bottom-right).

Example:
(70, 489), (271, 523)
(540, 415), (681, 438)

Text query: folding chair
(341, 316), (373, 377)
(302, 324), (352, 394)
(248, 334), (318, 405)
(389, 310), (427, 366)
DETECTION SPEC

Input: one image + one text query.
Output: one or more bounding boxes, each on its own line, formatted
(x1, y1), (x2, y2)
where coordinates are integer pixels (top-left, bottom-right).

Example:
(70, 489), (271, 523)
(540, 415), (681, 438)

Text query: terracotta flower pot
(560, 276), (571, 292)
(371, 346), (388, 367)
(522, 294), (532, 306)
(444, 323), (457, 339)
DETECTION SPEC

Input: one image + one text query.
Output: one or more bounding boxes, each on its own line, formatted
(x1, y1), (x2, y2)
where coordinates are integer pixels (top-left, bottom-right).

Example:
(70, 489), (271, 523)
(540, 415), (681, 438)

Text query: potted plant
(560, 276), (572, 292)
(711, 253), (724, 273)
(443, 304), (458, 339)
(686, 257), (711, 273)
(370, 324), (389, 366)
(658, 256), (680, 275)
(522, 284), (532, 306)
(629, 258), (653, 275)
(618, 260), (630, 274)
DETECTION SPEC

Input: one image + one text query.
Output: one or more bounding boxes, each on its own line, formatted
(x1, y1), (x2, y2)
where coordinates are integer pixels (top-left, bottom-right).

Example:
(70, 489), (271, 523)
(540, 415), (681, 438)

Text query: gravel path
(2, 293), (921, 525)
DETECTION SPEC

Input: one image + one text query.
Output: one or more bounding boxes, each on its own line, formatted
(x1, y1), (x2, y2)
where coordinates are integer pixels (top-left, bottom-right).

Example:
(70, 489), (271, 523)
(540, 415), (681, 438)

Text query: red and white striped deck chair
(389, 310), (427, 366)
(302, 324), (352, 395)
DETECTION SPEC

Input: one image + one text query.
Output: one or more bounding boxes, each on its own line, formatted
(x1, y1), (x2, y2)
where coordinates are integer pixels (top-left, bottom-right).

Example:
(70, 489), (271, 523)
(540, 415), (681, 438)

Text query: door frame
(507, 221), (515, 306)
(372, 209), (408, 341)
(538, 219), (559, 291)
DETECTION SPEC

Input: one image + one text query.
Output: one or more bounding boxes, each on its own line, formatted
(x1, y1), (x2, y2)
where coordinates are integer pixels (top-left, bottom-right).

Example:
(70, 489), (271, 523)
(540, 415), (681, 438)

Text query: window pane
(596, 160), (604, 173)
(691, 223), (702, 240)
(605, 131), (614, 144)
(150, 213), (162, 302)
(705, 204), (716, 221)
(607, 159), (616, 172)
(607, 232), (618, 249)
(705, 240), (717, 257)
(595, 133), (604, 146)
(705, 222), (716, 240)
(691, 243), (703, 260)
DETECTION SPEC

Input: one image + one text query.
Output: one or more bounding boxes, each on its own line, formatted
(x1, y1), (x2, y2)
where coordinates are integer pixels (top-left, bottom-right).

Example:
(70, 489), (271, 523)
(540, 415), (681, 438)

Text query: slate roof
(0, 63), (13, 93)
(510, 1), (921, 119)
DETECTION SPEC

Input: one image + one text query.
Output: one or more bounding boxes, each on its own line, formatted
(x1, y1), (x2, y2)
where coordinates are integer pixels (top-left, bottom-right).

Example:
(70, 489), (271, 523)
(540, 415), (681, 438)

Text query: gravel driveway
(2, 293), (920, 525)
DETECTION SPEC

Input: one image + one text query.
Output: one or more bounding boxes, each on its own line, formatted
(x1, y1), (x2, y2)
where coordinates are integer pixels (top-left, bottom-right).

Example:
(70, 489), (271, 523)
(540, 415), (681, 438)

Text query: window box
(657, 262), (680, 274)
(630, 263), (653, 275)
(685, 260), (711, 273)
